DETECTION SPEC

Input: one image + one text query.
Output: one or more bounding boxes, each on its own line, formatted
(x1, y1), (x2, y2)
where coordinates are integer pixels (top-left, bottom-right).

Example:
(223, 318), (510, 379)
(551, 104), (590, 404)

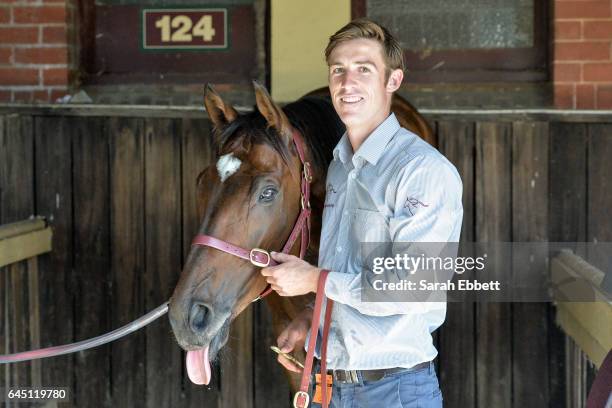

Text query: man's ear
(204, 83), (238, 128)
(386, 69), (404, 93)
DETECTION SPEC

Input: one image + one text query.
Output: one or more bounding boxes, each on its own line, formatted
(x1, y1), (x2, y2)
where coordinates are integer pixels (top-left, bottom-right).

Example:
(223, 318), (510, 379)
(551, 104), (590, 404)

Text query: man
(261, 19), (463, 407)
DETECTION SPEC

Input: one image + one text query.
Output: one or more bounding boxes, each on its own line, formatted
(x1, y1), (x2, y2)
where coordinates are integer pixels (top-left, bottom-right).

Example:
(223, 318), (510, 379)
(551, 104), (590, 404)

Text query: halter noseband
(191, 128), (313, 302)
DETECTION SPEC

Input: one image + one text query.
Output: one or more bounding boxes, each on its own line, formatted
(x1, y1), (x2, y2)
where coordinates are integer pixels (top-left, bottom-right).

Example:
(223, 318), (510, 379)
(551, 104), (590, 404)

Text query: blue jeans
(311, 362), (443, 408)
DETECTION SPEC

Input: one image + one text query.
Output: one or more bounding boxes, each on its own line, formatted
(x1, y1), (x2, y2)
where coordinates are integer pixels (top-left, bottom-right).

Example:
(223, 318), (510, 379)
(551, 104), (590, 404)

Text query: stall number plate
(142, 9), (227, 50)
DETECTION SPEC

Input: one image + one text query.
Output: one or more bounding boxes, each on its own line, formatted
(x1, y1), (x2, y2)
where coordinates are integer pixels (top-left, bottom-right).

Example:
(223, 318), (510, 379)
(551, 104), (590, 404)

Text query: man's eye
(259, 187), (278, 202)
(332, 67), (344, 74)
(359, 66), (370, 73)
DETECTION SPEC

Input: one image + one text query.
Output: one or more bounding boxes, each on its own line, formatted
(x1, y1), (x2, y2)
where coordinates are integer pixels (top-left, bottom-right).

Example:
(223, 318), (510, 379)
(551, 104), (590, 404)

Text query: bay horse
(168, 82), (434, 390)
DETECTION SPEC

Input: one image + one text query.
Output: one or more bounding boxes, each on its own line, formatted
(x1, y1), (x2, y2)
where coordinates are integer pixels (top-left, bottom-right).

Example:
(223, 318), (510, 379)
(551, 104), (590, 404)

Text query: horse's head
(169, 82), (308, 384)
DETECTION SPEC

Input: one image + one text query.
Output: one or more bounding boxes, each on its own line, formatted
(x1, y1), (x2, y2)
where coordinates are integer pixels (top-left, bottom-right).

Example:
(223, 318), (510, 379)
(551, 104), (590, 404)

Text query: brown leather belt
(331, 361), (431, 384)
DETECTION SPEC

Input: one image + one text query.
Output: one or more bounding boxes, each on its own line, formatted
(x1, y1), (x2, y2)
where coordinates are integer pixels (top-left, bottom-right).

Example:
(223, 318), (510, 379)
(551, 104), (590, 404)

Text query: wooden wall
(1, 107), (610, 407)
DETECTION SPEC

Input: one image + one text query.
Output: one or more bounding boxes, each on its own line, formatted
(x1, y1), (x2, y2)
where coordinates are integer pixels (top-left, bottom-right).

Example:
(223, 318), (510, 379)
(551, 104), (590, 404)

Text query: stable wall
(270, 0), (350, 102)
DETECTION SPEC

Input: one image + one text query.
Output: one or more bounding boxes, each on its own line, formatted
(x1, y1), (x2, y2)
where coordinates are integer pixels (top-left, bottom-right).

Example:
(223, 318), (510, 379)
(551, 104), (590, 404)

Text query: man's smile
(340, 95), (364, 104)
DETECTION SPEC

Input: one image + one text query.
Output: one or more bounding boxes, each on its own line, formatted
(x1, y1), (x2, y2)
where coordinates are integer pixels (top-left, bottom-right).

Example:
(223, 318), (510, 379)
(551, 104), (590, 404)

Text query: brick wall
(553, 0), (612, 109)
(0, 0), (75, 103)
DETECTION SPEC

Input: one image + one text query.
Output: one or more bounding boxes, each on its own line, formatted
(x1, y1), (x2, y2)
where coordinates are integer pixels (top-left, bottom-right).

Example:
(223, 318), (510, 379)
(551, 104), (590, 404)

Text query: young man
(261, 19), (463, 407)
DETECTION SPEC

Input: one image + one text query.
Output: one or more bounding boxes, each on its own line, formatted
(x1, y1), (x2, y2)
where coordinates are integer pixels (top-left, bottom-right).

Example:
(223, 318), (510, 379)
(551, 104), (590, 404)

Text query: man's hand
(276, 308), (313, 373)
(261, 252), (321, 296)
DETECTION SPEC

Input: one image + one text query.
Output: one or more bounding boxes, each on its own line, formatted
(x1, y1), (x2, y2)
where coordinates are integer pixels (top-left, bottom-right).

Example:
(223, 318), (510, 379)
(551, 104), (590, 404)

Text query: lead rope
(293, 269), (333, 408)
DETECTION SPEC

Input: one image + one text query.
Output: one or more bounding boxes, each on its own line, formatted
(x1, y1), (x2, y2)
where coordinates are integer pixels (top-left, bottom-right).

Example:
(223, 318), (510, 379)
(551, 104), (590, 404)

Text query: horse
(168, 81), (434, 391)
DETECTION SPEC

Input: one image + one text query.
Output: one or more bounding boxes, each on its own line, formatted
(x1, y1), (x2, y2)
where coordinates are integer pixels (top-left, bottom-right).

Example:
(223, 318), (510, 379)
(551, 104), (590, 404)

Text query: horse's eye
(259, 187), (278, 202)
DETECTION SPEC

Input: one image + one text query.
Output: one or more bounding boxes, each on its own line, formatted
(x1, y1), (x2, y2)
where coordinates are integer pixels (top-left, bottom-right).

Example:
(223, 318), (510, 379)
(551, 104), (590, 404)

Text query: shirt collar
(332, 113), (401, 168)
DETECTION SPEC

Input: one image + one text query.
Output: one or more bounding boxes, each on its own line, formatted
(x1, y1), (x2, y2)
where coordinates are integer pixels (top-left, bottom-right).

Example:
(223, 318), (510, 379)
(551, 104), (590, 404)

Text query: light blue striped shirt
(311, 113), (463, 370)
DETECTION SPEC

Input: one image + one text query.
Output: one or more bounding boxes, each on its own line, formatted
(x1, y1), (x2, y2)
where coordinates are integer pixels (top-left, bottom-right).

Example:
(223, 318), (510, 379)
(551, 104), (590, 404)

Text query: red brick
(14, 6), (66, 24)
(0, 90), (10, 102)
(42, 67), (67, 85)
(556, 1), (610, 19)
(584, 21), (612, 39)
(12, 90), (33, 102)
(596, 85), (612, 109)
(554, 62), (582, 82)
(0, 47), (12, 64)
(0, 7), (10, 23)
(584, 63), (612, 81)
(32, 89), (50, 102)
(555, 42), (610, 61)
(554, 84), (575, 108)
(15, 47), (68, 64)
(555, 21), (582, 40)
(0, 68), (38, 85)
(49, 87), (68, 101)
(576, 84), (595, 109)
(0, 27), (38, 44)
(42, 26), (67, 43)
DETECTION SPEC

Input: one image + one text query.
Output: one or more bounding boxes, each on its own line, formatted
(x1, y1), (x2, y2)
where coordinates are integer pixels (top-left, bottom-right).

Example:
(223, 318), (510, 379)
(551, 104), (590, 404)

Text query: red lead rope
(293, 269), (334, 408)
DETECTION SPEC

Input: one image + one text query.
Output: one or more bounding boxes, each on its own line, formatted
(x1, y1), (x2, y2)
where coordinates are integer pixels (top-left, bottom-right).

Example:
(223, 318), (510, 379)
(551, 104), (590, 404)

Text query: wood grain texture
(144, 118), (183, 408)
(34, 116), (75, 390)
(109, 117), (147, 407)
(511, 121), (549, 408)
(475, 122), (512, 408)
(437, 120), (476, 408)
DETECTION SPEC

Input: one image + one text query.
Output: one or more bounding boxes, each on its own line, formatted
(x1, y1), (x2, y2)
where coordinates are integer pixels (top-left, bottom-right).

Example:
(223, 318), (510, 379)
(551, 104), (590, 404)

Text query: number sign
(142, 9), (228, 50)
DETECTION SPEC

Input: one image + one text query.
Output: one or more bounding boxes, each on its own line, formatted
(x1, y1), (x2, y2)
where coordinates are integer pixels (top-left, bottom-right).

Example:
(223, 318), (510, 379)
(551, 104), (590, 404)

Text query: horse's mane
(217, 96), (344, 173)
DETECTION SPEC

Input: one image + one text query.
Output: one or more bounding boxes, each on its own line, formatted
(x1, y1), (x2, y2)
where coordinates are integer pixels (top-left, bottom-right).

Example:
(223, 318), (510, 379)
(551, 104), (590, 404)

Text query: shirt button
(350, 173), (357, 179)
(343, 210), (348, 216)
(336, 246), (342, 253)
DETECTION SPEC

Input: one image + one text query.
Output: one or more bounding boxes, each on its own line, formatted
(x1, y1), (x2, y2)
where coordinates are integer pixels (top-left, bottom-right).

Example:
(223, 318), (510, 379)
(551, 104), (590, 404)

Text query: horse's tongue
(186, 347), (211, 385)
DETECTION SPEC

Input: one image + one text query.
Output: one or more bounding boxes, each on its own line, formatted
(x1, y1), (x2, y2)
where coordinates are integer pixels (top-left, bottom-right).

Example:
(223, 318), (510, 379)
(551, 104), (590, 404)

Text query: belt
(331, 361), (431, 384)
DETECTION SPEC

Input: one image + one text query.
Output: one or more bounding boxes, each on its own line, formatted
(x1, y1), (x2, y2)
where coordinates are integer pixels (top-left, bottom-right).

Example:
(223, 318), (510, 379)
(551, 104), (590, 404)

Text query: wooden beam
(0, 227), (52, 268)
(0, 218), (46, 240)
(552, 251), (612, 369)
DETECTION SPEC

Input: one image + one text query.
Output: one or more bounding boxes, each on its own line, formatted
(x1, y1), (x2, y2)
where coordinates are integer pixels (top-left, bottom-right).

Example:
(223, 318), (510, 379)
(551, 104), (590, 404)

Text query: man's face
(328, 38), (397, 130)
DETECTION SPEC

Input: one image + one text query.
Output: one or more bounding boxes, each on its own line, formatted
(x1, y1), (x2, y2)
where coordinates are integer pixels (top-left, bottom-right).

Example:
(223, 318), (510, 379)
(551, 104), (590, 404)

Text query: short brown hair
(325, 18), (405, 79)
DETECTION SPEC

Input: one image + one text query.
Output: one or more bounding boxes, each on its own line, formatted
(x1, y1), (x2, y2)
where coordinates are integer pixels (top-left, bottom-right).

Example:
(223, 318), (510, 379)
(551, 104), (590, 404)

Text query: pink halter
(191, 129), (313, 302)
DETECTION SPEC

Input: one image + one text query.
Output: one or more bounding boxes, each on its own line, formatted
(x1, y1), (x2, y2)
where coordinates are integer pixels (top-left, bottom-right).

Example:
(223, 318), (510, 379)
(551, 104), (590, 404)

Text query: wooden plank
(511, 121), (549, 408)
(0, 115), (6, 394)
(475, 122), (512, 408)
(548, 122), (588, 408)
(556, 307), (610, 368)
(180, 118), (219, 407)
(34, 115), (74, 390)
(253, 300), (291, 408)
(0, 228), (52, 267)
(0, 114), (34, 392)
(109, 117), (147, 407)
(0, 218), (46, 240)
(587, 124), (612, 280)
(436, 120), (476, 408)
(1, 105), (612, 122)
(72, 117), (111, 407)
(144, 118), (183, 408)
(220, 310), (254, 408)
(26, 257), (41, 388)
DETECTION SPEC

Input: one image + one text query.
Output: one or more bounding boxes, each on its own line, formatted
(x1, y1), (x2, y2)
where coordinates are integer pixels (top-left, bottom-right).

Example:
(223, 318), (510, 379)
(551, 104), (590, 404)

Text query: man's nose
(341, 70), (358, 87)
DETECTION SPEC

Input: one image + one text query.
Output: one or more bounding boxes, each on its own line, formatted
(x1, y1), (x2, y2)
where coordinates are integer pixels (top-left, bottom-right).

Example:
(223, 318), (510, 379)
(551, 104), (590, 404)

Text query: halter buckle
(303, 162), (313, 183)
(293, 391), (310, 408)
(300, 195), (311, 210)
(249, 248), (271, 267)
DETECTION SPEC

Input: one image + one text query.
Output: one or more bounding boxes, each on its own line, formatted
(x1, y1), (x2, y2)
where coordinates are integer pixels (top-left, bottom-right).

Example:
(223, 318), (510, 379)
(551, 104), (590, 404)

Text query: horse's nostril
(189, 302), (212, 334)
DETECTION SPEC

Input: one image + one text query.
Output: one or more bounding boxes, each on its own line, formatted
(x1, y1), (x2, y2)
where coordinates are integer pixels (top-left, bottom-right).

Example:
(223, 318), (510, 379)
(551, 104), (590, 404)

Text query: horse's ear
(204, 84), (238, 128)
(253, 80), (292, 143)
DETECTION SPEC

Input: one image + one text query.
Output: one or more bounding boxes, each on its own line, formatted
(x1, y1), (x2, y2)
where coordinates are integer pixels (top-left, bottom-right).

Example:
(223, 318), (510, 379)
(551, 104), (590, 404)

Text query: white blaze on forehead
(216, 153), (242, 182)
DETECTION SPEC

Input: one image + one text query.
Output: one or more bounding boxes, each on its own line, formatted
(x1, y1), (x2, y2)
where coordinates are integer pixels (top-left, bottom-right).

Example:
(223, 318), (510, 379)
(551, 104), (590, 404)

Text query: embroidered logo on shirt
(324, 183), (337, 208)
(404, 197), (429, 216)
